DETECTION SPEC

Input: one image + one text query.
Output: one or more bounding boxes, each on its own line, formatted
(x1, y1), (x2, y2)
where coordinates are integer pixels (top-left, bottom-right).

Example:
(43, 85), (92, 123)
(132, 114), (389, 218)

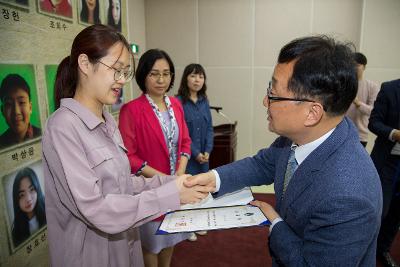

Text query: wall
(144, 0), (400, 160)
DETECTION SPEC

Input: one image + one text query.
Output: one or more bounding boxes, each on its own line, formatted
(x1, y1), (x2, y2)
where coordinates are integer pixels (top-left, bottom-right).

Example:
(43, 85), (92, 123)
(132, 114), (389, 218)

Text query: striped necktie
(283, 146), (298, 194)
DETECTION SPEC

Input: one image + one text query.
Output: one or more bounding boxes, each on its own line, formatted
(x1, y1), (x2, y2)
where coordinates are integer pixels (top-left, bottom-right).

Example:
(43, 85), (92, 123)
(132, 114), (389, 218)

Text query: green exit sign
(130, 43), (139, 54)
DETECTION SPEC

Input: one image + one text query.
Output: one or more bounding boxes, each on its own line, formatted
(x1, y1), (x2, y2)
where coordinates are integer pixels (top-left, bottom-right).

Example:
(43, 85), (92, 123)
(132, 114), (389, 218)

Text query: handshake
(175, 171), (216, 204)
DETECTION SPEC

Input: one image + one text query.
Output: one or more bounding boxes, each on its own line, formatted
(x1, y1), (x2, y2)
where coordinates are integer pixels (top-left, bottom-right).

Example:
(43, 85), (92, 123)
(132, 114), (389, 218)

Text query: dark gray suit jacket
(369, 79), (400, 174)
(215, 117), (382, 266)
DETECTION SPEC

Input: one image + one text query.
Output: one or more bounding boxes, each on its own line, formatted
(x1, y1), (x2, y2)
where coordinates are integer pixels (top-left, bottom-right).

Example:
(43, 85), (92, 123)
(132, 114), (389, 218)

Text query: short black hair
(278, 35), (357, 116)
(135, 49), (175, 93)
(353, 52), (367, 66)
(0, 74), (31, 102)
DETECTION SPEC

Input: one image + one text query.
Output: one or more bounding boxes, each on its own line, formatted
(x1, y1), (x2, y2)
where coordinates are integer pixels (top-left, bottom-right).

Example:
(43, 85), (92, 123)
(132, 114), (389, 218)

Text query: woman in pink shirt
(119, 49), (191, 267)
(42, 25), (208, 267)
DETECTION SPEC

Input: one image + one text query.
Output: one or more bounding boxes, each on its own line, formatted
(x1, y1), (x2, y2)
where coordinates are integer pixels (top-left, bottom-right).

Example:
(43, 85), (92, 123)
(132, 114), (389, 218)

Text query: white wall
(127, 0), (146, 100)
(141, 0), (400, 161)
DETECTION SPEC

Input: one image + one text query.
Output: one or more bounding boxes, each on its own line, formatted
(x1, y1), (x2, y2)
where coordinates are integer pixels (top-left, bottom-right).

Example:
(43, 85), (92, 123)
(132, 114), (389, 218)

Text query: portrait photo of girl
(11, 167), (46, 247)
(79, 0), (101, 25)
(107, 0), (121, 32)
(2, 162), (46, 249)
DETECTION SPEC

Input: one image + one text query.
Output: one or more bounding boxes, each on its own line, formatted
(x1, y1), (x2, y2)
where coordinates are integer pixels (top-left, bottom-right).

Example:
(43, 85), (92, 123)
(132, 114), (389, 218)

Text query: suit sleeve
(119, 104), (146, 173)
(368, 83), (394, 139)
(214, 145), (277, 196)
(269, 195), (378, 266)
(205, 100), (214, 154)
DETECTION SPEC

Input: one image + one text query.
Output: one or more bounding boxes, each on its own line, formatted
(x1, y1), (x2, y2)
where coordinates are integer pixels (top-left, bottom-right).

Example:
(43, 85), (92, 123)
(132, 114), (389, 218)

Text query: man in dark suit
(186, 36), (382, 266)
(369, 79), (400, 267)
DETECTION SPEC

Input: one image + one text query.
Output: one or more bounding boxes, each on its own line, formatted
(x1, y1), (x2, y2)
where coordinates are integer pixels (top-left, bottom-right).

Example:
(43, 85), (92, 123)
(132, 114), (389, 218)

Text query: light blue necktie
(283, 146), (298, 194)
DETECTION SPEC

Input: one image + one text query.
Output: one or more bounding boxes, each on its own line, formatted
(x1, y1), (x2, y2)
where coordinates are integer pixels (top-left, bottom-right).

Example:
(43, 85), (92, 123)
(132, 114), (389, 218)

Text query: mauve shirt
(42, 98), (180, 267)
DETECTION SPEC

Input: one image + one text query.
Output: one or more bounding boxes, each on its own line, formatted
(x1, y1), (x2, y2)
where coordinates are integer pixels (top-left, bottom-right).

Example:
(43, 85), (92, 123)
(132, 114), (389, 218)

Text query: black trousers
(377, 155), (400, 253)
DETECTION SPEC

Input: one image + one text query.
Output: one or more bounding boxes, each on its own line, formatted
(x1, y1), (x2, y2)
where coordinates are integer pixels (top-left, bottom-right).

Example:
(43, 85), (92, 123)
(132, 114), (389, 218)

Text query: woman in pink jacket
(119, 49), (191, 267)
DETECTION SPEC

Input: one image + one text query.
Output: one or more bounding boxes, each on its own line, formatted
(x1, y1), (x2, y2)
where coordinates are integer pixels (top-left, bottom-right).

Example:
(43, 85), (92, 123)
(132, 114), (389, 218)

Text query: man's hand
(393, 129), (400, 142)
(184, 171), (216, 192)
(250, 200), (280, 222)
(175, 174), (213, 204)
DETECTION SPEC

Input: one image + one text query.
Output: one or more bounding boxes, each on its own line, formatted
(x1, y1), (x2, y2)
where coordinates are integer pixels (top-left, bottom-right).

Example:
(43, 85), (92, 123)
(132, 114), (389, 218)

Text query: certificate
(180, 187), (254, 210)
(156, 205), (270, 234)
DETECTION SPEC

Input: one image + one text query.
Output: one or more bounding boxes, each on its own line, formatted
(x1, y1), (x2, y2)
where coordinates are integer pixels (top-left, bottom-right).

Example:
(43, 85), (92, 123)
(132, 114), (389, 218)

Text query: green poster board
(44, 65), (58, 115)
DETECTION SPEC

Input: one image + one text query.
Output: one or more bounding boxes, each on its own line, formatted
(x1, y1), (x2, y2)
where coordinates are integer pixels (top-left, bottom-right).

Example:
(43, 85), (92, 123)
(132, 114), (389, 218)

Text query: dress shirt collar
(294, 128), (335, 165)
(60, 98), (115, 131)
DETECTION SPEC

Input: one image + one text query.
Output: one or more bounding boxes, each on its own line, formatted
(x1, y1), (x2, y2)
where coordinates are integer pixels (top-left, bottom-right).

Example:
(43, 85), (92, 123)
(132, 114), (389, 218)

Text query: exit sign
(130, 43), (139, 54)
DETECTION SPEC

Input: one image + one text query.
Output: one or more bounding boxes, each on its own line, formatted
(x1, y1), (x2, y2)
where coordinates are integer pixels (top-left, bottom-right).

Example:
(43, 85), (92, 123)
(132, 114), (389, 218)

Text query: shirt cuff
(389, 129), (397, 142)
(269, 217), (283, 234)
(211, 169), (221, 192)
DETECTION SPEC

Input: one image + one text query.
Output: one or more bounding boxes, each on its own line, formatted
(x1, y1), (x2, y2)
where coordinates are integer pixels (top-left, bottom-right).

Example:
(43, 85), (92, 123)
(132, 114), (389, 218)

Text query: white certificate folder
(156, 205), (270, 234)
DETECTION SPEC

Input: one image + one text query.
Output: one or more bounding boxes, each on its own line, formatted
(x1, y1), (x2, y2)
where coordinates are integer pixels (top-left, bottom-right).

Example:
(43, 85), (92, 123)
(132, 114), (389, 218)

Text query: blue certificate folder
(156, 205), (270, 235)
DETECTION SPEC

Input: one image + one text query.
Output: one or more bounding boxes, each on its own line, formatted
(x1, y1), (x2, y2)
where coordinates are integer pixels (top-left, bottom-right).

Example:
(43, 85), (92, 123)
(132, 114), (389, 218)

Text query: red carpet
(171, 193), (400, 267)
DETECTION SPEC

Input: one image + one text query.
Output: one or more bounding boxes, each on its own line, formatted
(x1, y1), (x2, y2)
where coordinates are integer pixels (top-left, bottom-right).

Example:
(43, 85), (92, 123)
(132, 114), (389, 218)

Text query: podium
(209, 108), (237, 169)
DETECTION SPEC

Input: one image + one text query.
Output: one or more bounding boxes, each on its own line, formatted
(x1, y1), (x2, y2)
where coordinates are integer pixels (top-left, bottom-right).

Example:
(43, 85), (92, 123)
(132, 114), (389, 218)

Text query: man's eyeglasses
(266, 81), (315, 104)
(148, 71), (174, 80)
(97, 61), (134, 82)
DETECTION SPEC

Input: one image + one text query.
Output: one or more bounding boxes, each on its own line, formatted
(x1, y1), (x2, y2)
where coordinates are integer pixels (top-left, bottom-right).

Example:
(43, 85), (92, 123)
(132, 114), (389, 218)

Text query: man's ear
(304, 102), (324, 127)
(77, 54), (91, 75)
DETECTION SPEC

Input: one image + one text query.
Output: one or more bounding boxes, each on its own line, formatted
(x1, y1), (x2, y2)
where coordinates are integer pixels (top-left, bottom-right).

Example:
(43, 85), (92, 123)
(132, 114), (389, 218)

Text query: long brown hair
(55, 24), (131, 109)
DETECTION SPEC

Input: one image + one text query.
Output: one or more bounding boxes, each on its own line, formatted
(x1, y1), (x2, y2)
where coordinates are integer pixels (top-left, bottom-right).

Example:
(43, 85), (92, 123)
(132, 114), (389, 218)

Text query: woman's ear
(304, 102), (324, 127)
(77, 54), (91, 75)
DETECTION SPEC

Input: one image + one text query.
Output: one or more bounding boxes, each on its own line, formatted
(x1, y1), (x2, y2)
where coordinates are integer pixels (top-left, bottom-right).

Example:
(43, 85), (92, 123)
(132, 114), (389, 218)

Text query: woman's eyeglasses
(97, 61), (134, 82)
(148, 71), (174, 80)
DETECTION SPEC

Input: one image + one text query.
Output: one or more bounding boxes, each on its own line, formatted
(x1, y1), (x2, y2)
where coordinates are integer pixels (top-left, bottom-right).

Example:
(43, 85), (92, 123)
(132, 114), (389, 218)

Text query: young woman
(42, 25), (207, 267)
(80, 0), (101, 24)
(119, 49), (191, 267)
(107, 0), (121, 32)
(177, 63), (213, 241)
(12, 167), (46, 247)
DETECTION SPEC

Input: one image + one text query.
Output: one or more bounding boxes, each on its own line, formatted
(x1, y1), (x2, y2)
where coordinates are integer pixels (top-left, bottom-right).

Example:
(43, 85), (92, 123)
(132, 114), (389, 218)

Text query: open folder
(156, 188), (270, 234)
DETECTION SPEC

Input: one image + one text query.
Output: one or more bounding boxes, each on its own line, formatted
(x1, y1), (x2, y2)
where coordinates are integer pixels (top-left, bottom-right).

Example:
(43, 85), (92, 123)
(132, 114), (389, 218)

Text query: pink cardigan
(119, 94), (191, 175)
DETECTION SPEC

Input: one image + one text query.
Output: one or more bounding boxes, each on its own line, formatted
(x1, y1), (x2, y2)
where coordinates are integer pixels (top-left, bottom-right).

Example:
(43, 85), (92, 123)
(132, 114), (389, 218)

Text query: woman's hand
(196, 153), (209, 164)
(175, 174), (212, 204)
(175, 170), (185, 176)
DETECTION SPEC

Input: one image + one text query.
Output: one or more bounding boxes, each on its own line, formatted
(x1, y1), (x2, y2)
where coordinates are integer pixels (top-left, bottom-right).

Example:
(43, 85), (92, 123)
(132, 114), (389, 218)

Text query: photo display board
(0, 0), (129, 265)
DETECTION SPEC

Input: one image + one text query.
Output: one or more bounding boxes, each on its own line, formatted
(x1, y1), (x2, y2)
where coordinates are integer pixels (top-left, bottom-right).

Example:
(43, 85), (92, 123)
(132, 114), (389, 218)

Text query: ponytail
(54, 56), (77, 109)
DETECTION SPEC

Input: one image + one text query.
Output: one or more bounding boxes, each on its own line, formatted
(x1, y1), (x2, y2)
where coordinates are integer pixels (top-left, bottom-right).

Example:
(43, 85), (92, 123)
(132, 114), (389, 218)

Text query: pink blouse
(42, 98), (180, 266)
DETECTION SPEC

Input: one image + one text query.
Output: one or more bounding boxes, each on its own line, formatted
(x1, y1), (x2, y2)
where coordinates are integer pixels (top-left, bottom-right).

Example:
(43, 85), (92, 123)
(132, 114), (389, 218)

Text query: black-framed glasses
(97, 61), (134, 82)
(148, 71), (174, 80)
(266, 81), (315, 104)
